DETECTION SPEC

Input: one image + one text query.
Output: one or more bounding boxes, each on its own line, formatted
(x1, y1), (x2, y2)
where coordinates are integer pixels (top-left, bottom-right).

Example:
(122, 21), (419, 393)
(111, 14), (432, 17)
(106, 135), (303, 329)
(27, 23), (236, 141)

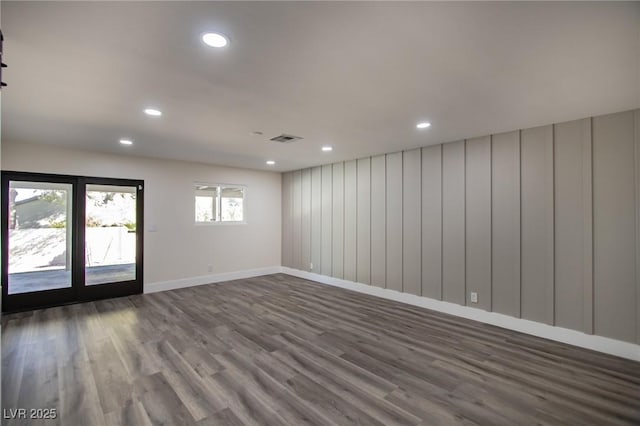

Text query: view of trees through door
(7, 181), (73, 294)
(7, 182), (137, 294)
(85, 184), (137, 285)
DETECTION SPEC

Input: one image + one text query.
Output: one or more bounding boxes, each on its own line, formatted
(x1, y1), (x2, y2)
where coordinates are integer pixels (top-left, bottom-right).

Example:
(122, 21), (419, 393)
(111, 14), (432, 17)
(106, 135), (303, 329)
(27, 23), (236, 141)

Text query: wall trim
(144, 266), (282, 294)
(281, 267), (640, 362)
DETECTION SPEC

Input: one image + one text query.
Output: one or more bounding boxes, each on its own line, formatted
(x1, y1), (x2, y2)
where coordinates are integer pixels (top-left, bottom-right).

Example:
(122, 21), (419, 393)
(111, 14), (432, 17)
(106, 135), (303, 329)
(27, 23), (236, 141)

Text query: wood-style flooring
(2, 273), (639, 425)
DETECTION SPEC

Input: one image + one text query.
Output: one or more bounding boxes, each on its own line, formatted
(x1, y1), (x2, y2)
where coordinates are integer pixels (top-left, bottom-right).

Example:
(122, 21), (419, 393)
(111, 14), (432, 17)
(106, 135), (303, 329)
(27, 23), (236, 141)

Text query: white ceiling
(2, 2), (639, 172)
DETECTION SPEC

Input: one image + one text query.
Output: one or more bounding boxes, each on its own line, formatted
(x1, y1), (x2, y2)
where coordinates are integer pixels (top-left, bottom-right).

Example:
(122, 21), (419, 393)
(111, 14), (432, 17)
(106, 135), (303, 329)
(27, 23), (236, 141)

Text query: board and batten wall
(282, 109), (640, 345)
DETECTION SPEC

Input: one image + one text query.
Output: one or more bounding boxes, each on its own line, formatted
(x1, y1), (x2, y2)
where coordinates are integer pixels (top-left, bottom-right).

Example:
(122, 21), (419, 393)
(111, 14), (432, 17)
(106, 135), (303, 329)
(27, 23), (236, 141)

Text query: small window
(195, 184), (245, 223)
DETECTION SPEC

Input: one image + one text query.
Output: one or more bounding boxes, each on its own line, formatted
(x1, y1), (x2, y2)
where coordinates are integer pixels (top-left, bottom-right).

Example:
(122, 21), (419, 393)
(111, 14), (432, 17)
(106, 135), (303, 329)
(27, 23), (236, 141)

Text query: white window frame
(194, 183), (247, 225)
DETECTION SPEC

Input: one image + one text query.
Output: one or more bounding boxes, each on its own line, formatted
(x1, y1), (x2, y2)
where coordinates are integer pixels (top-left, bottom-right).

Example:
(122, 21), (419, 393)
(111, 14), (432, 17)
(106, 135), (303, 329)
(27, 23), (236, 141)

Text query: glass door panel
(85, 184), (137, 285)
(2, 172), (143, 312)
(7, 180), (73, 294)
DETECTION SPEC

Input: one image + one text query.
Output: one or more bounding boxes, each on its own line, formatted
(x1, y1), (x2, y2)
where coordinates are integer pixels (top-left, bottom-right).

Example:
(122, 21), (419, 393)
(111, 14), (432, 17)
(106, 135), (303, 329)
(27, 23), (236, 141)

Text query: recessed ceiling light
(416, 122), (431, 129)
(202, 33), (229, 48)
(322, 146), (333, 152)
(144, 108), (162, 117)
(120, 139), (133, 145)
(266, 160), (276, 165)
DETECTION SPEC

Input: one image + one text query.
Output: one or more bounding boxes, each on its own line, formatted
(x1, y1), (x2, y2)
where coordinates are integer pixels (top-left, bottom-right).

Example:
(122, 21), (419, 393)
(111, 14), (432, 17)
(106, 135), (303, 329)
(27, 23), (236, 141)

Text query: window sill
(195, 221), (247, 226)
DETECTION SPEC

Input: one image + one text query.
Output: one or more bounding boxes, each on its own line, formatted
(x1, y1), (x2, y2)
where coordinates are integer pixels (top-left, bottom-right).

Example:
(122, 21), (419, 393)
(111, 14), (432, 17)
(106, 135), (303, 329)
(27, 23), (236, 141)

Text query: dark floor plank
(104, 399), (153, 426)
(133, 372), (197, 426)
(196, 408), (245, 426)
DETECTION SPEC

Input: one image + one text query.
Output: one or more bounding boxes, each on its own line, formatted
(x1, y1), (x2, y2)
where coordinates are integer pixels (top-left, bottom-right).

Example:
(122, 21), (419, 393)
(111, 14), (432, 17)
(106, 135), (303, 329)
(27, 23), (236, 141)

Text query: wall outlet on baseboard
(310, 262), (313, 271)
(208, 265), (213, 273)
(470, 292), (478, 304)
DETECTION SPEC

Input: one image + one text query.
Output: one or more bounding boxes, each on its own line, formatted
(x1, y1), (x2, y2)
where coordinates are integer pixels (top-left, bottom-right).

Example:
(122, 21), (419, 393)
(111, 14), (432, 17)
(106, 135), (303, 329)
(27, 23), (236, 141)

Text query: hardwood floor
(2, 273), (639, 425)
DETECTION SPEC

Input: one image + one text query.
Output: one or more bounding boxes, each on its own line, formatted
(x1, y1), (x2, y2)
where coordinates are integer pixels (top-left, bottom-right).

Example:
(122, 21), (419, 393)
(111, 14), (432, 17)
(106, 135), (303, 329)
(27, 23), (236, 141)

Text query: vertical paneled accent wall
(310, 167), (322, 274)
(356, 158), (371, 285)
(403, 149), (422, 296)
(520, 126), (554, 325)
(465, 136), (492, 312)
(442, 141), (466, 305)
(301, 169), (311, 273)
(421, 146), (442, 299)
(386, 153), (403, 292)
(292, 171), (302, 270)
(332, 163), (344, 279)
(491, 131), (521, 318)
(282, 172), (293, 268)
(344, 161), (358, 282)
(282, 109), (640, 344)
(553, 118), (592, 334)
(320, 164), (332, 276)
(635, 110), (640, 344)
(370, 155), (386, 288)
(592, 112), (636, 343)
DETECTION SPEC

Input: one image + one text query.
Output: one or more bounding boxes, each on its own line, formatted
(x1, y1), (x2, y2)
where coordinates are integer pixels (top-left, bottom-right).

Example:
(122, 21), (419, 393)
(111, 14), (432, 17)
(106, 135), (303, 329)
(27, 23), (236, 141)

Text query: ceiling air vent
(270, 133), (303, 143)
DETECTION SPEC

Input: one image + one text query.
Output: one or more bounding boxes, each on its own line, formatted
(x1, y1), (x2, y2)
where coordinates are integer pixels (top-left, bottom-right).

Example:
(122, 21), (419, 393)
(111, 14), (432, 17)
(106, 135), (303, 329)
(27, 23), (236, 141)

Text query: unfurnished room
(0, 1), (639, 425)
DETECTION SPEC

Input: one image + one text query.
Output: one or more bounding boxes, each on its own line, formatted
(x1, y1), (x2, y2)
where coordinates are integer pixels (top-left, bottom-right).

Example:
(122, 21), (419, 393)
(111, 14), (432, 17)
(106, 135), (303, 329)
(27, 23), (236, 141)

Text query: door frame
(1, 171), (144, 312)
(1, 172), (79, 311)
(77, 176), (144, 301)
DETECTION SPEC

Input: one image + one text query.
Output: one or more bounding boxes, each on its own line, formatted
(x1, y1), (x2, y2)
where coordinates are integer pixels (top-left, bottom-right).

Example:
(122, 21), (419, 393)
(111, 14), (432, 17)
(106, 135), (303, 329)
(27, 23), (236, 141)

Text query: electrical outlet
(470, 292), (478, 303)
(310, 262), (313, 271)
(208, 265), (213, 273)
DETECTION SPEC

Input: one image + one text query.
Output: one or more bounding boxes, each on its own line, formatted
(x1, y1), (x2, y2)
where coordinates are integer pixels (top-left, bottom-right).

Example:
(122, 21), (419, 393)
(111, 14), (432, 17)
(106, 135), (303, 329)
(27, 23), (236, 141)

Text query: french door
(1, 171), (144, 312)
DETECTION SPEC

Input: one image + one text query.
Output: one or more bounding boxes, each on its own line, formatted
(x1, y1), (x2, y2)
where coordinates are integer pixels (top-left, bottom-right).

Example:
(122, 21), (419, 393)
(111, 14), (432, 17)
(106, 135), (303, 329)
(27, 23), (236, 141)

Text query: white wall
(2, 141), (282, 288)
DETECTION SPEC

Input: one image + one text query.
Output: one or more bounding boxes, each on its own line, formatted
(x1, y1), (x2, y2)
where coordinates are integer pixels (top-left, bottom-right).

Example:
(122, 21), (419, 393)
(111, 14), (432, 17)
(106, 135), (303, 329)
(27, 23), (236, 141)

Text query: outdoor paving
(8, 263), (136, 294)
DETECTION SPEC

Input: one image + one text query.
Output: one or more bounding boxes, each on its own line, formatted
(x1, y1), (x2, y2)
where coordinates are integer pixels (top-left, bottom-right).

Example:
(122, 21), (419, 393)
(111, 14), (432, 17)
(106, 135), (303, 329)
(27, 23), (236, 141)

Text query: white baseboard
(281, 267), (640, 362)
(144, 266), (282, 294)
